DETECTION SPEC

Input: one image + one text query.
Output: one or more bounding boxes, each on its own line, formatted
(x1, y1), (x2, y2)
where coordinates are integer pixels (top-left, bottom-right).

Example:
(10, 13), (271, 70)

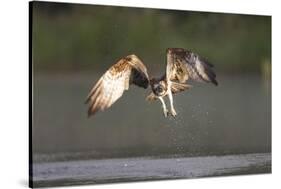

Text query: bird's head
(150, 78), (167, 97)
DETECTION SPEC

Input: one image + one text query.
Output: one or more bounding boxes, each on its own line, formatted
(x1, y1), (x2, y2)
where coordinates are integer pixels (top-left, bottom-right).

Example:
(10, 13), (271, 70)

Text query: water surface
(33, 73), (271, 158)
(32, 153), (271, 187)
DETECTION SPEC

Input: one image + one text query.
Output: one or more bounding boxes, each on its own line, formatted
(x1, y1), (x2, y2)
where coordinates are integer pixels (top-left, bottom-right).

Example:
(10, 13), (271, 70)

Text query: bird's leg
(158, 96), (168, 117)
(168, 89), (177, 117)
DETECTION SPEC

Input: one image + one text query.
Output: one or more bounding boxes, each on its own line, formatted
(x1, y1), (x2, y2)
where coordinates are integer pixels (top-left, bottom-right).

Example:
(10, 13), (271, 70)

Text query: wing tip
(87, 112), (92, 118)
(84, 97), (90, 104)
(212, 79), (218, 86)
(87, 107), (99, 118)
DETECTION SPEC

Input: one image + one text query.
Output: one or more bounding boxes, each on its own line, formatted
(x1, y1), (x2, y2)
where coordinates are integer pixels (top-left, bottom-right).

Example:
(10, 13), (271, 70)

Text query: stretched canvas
(29, 1), (271, 188)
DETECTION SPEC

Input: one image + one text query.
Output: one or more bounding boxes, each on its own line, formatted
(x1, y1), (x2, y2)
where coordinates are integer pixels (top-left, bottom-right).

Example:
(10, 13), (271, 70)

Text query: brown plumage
(166, 48), (218, 85)
(85, 48), (218, 117)
(85, 54), (149, 117)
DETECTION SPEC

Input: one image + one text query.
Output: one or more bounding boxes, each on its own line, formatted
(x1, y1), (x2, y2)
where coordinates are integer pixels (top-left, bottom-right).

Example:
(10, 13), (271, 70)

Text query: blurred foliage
(32, 2), (271, 73)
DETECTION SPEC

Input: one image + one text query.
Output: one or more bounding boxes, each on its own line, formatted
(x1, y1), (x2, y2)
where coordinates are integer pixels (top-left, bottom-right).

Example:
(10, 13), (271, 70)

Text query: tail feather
(146, 92), (157, 101)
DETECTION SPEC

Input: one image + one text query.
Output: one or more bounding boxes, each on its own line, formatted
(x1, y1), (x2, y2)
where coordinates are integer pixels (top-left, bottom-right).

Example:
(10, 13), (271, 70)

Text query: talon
(171, 109), (177, 117)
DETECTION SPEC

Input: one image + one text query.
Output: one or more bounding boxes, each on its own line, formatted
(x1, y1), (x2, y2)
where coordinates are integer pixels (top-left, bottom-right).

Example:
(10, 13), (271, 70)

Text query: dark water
(32, 153), (271, 187)
(32, 73), (271, 187)
(33, 73), (271, 158)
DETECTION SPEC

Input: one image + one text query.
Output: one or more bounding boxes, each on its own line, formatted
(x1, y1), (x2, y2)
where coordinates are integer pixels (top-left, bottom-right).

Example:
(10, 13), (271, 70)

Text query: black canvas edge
(29, 1), (34, 188)
(29, 0), (271, 17)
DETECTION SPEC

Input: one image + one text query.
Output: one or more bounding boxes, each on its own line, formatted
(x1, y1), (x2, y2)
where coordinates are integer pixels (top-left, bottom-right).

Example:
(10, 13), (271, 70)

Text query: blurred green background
(32, 2), (271, 161)
(32, 2), (271, 73)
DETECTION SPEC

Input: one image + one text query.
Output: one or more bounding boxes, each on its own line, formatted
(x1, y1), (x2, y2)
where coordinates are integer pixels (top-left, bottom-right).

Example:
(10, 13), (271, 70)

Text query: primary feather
(85, 54), (149, 116)
(166, 48), (218, 85)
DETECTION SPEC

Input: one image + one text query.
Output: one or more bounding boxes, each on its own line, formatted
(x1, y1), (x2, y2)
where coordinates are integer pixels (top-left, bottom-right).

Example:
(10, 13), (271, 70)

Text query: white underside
(157, 82), (177, 117)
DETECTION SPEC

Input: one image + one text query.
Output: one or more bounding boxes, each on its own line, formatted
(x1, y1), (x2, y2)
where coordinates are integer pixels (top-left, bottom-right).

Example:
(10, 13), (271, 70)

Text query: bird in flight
(85, 48), (218, 118)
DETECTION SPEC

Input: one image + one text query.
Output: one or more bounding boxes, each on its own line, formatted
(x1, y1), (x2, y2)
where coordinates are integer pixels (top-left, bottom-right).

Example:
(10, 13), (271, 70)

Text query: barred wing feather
(166, 48), (218, 85)
(85, 55), (149, 116)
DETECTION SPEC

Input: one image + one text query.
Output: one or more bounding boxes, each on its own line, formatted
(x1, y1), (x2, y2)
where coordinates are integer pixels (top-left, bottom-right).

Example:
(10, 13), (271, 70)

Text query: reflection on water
(33, 73), (271, 160)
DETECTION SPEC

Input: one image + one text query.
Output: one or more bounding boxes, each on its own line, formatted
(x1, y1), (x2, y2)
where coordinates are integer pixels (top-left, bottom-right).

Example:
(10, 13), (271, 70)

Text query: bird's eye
(158, 87), (163, 92)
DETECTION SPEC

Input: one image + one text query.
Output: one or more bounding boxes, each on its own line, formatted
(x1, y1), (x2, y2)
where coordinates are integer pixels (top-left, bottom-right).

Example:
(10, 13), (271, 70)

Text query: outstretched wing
(166, 48), (218, 85)
(85, 54), (149, 117)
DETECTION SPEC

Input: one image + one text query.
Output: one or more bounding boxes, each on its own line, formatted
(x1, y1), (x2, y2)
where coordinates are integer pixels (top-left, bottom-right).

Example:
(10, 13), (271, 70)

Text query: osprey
(85, 48), (218, 117)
